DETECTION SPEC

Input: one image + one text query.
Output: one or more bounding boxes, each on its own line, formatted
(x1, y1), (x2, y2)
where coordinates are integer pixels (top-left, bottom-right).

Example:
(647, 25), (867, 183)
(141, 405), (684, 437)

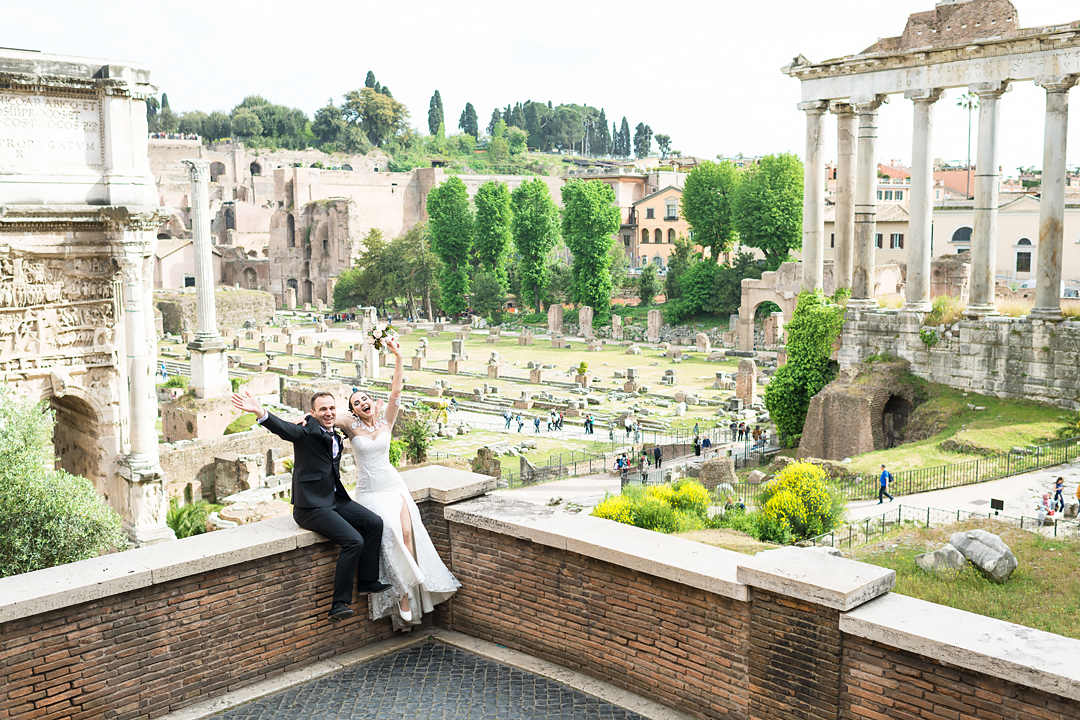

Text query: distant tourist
(534, 416), (541, 434)
(693, 436), (701, 456)
(516, 414), (524, 433)
(1037, 493), (1054, 525)
(503, 409), (512, 430)
(1053, 477), (1066, 513)
(653, 445), (662, 469)
(702, 436), (712, 455)
(639, 448), (650, 468)
(878, 464), (895, 504)
(729, 421), (737, 441)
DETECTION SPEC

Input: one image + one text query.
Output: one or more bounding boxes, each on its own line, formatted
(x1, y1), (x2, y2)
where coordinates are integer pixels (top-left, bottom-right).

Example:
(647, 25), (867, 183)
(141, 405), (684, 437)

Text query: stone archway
(881, 394), (913, 449)
(736, 263), (803, 351)
(50, 392), (106, 488)
(243, 267), (258, 289)
(209, 161), (226, 183)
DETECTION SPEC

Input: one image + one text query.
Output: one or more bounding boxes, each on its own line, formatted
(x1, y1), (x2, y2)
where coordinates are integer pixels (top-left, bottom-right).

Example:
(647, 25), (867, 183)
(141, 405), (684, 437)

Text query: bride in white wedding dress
(336, 337), (460, 629)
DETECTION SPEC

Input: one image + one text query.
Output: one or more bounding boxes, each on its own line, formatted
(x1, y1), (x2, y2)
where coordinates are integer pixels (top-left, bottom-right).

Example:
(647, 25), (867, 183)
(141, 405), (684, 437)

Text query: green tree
(608, 241), (630, 292)
(230, 108), (263, 138)
(486, 108), (502, 136)
(459, 102), (479, 139)
(427, 90), (444, 136)
(511, 179), (561, 312)
(312, 100), (346, 146)
(734, 153), (804, 269)
(664, 236), (696, 300)
(560, 180), (621, 324)
(638, 263), (661, 305)
(146, 95), (159, 130)
(471, 270), (506, 324)
(506, 126), (528, 156)
(596, 109), (611, 156)
(403, 225), (440, 320)
(633, 122), (652, 158)
(763, 292), (845, 445)
(178, 111), (207, 136)
(342, 87), (410, 146)
(619, 117), (631, 156)
(365, 70), (377, 88)
(0, 389), (128, 577)
(655, 133), (671, 159)
(473, 181), (513, 292)
(203, 111), (232, 141)
(682, 160), (741, 263)
(426, 177), (474, 315)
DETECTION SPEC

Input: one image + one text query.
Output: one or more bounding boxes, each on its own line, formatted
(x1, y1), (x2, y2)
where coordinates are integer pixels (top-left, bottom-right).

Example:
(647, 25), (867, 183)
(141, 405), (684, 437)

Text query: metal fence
(804, 503), (1080, 550)
(730, 436), (1080, 506)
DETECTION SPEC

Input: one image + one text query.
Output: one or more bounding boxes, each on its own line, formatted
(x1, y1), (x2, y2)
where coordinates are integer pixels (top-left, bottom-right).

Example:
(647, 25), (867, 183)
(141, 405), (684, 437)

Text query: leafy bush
(402, 404), (435, 463)
(924, 295), (964, 327)
(518, 312), (546, 325)
(230, 377), (243, 393)
(756, 461), (842, 541)
(0, 389), (128, 577)
(631, 497), (680, 533)
(592, 494), (634, 524)
(161, 375), (188, 389)
(166, 498), (220, 539)
(919, 328), (939, 349)
(389, 438), (406, 465)
(223, 413), (257, 435)
(671, 478), (711, 516)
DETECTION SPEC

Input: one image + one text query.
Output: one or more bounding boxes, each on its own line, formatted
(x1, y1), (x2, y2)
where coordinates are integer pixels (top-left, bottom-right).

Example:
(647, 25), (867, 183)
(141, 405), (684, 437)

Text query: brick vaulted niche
(2, 467), (1078, 720)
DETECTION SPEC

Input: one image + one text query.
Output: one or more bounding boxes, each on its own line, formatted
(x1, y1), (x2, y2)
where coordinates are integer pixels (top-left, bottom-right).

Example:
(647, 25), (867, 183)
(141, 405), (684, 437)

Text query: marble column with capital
(117, 238), (175, 543)
(182, 159), (230, 398)
(831, 102), (856, 291)
(905, 89), (942, 312)
(967, 82), (1008, 316)
(849, 96), (886, 308)
(800, 101), (828, 292)
(1031, 75), (1078, 320)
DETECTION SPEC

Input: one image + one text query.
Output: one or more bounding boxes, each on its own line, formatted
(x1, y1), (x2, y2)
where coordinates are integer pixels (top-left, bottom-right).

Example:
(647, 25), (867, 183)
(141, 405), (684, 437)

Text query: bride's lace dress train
(350, 425), (460, 628)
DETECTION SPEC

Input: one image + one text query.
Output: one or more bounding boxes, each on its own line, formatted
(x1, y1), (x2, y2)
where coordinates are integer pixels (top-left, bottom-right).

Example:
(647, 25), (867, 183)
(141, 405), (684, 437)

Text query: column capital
(798, 100), (828, 114)
(969, 81), (1009, 99)
(829, 101), (854, 115)
(182, 158), (210, 182)
(904, 88), (944, 104)
(851, 95), (887, 113)
(1036, 74), (1080, 93)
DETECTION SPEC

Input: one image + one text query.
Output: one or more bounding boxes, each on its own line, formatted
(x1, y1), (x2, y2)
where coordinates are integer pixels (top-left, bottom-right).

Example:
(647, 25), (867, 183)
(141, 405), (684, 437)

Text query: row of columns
(800, 74), (1077, 320)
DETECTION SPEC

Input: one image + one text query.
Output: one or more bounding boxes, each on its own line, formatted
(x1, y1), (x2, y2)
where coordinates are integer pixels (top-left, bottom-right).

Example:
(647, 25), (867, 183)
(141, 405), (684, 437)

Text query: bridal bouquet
(369, 323), (397, 351)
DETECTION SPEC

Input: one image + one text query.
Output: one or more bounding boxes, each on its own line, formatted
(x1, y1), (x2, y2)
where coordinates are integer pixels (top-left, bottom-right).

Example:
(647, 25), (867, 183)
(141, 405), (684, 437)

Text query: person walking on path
(516, 414), (524, 433)
(693, 436), (701, 457)
(534, 416), (541, 434)
(878, 464), (895, 504)
(653, 444), (662, 469)
(1053, 477), (1066, 513)
(503, 410), (512, 430)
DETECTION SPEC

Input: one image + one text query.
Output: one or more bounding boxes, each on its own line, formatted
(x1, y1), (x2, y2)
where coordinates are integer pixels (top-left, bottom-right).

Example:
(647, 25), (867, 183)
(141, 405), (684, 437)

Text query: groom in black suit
(232, 390), (388, 621)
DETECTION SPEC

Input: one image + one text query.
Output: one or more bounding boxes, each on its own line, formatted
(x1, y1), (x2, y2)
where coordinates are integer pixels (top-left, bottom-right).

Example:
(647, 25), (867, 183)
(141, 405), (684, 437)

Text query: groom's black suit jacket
(260, 413), (349, 509)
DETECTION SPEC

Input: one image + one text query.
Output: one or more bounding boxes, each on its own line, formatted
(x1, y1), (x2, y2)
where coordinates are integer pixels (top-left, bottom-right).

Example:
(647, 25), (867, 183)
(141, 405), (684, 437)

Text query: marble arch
(0, 49), (173, 542)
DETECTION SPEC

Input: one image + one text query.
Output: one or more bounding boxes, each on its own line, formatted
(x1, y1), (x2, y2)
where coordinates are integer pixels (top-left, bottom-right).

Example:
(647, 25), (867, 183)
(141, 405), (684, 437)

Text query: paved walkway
(845, 459), (1080, 523)
(212, 640), (646, 720)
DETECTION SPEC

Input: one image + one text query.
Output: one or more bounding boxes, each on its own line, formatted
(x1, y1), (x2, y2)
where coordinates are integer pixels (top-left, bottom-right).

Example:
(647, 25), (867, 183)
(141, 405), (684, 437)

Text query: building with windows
(628, 186), (691, 269)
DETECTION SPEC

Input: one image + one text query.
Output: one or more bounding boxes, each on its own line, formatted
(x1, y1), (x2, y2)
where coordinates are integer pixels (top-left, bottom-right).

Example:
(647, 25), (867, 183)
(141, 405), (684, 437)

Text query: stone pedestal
(575, 374), (590, 388)
(623, 381), (638, 393)
(551, 334), (567, 349)
(547, 304), (563, 334)
(354, 361), (366, 378)
(447, 355), (460, 374)
(579, 306), (594, 339)
(487, 328), (501, 344)
(411, 354), (423, 371)
(647, 309), (662, 343)
(587, 341), (603, 352)
(518, 329), (534, 346)
(284, 287), (297, 310)
(611, 314), (623, 341)
(699, 457), (737, 491)
(513, 392), (533, 410)
(530, 368), (543, 384)
(695, 333), (711, 353)
(487, 364), (500, 379)
(451, 339), (466, 358)
(187, 337), (230, 400)
(736, 358), (758, 406)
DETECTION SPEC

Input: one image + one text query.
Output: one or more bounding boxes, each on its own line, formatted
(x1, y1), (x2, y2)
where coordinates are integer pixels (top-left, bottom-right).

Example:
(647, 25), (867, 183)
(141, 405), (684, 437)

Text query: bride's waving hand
(383, 337), (403, 427)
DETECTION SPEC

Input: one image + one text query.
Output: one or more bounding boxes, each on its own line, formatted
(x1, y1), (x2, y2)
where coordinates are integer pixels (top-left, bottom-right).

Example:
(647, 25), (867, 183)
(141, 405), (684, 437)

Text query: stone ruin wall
(839, 310), (1080, 411)
(158, 426), (293, 503)
(154, 287), (274, 335)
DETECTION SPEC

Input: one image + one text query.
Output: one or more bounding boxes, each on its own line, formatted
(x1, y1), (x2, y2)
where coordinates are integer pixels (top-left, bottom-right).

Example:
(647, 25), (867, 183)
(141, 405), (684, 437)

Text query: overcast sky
(6, 0), (1079, 175)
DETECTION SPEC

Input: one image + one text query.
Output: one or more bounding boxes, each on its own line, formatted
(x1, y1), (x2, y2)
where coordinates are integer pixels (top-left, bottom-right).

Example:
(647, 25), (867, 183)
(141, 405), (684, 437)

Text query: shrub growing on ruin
(763, 291), (845, 445)
(166, 498), (220, 539)
(756, 461), (842, 542)
(0, 389), (128, 577)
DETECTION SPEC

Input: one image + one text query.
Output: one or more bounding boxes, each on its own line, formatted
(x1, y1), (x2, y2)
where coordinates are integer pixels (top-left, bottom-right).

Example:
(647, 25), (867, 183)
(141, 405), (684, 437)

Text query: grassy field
(845, 384), (1071, 474)
(430, 429), (612, 476)
(854, 519), (1080, 639)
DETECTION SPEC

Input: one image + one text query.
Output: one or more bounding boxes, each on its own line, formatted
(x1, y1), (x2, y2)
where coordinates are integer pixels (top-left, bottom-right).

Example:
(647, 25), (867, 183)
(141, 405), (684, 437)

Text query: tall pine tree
(619, 117), (631, 156)
(596, 109), (610, 156)
(459, 102), (479, 139)
(427, 90), (444, 136)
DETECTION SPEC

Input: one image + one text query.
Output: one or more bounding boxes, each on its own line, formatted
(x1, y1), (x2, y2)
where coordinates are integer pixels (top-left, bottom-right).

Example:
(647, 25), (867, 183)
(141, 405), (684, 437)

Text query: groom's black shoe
(328, 603), (355, 621)
(356, 581), (392, 594)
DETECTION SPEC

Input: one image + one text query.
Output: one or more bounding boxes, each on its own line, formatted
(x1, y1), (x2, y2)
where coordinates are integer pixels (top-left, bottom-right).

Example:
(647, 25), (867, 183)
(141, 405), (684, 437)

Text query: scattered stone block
(950, 529), (1018, 583)
(915, 544), (966, 574)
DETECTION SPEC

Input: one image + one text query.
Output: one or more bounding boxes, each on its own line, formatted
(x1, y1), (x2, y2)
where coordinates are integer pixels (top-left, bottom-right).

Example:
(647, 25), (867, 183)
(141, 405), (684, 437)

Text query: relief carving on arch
(0, 250), (120, 370)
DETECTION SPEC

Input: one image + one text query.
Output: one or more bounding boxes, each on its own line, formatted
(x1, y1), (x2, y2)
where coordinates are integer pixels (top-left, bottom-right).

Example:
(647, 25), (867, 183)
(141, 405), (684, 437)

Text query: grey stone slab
(736, 546), (894, 611)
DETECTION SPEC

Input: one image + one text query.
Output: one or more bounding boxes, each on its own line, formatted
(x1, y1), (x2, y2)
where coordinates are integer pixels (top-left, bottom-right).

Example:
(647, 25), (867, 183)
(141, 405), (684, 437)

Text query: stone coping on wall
(842, 592), (1080, 703)
(736, 546), (895, 611)
(0, 467), (494, 626)
(443, 495), (750, 601)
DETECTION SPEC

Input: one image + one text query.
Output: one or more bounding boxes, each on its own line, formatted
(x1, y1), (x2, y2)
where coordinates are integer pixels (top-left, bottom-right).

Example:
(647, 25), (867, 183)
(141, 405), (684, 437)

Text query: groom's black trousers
(294, 500), (383, 607)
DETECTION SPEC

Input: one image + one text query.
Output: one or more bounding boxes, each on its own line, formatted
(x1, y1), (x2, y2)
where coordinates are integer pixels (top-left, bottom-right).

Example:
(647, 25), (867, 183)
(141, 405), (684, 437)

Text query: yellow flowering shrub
(671, 480), (711, 516)
(645, 485), (676, 506)
(592, 494), (634, 525)
(757, 461), (841, 540)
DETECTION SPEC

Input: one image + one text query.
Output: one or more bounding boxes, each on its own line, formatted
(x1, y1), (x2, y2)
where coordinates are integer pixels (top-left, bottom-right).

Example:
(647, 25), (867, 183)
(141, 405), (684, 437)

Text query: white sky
(5, 0), (1079, 175)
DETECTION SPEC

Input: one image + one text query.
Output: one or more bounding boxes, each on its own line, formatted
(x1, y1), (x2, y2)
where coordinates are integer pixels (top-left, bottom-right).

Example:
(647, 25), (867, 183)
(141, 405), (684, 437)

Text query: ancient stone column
(1031, 76), (1077, 320)
(967, 82), (1009, 317)
(850, 96), (886, 308)
(904, 89), (942, 312)
(182, 160), (230, 398)
(831, 102), (856, 291)
(800, 101), (828, 292)
(646, 309), (663, 343)
(117, 241), (175, 544)
(579, 306), (594, 339)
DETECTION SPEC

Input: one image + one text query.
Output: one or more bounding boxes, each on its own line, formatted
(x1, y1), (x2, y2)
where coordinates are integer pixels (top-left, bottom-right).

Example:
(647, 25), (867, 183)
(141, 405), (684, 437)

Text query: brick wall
(444, 522), (751, 720)
(840, 636), (1075, 720)
(748, 589), (842, 720)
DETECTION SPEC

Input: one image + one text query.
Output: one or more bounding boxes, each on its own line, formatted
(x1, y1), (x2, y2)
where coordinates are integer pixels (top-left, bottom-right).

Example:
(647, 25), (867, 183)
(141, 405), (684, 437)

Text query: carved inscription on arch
(0, 92), (104, 173)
